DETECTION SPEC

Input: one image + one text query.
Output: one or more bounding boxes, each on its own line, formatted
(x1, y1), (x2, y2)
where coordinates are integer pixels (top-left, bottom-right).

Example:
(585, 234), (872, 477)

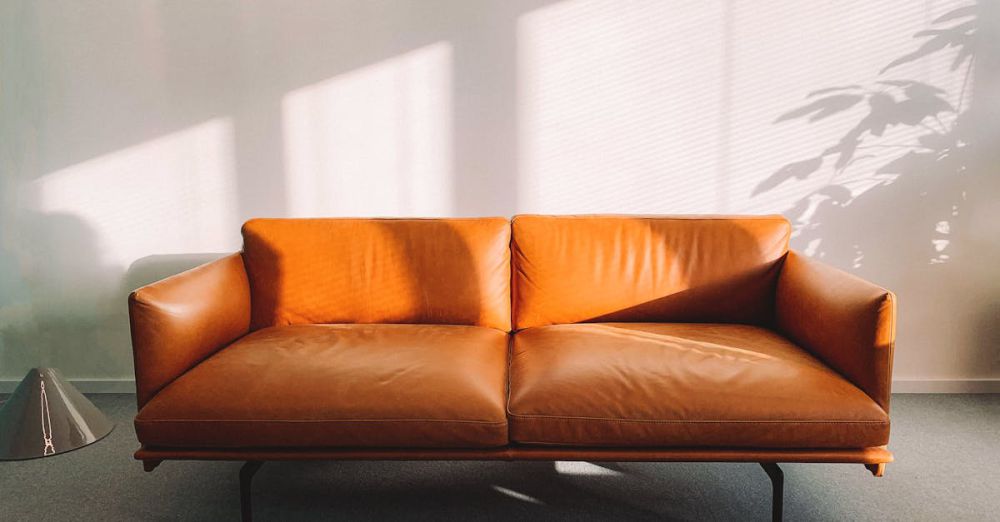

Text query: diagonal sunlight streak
(554, 461), (624, 477)
(518, 0), (727, 214)
(4, 118), (240, 379)
(492, 485), (546, 505)
(515, 0), (966, 219)
(29, 118), (240, 269)
(281, 42), (453, 217)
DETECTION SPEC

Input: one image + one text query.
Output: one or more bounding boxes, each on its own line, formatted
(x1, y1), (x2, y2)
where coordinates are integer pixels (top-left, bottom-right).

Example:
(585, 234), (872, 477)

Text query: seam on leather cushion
(509, 438), (883, 447)
(511, 215), (790, 221)
(507, 413), (887, 424)
(137, 418), (508, 424)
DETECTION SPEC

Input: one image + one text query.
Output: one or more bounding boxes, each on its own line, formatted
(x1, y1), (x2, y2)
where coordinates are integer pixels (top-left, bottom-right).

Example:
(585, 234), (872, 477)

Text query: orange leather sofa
(129, 216), (895, 521)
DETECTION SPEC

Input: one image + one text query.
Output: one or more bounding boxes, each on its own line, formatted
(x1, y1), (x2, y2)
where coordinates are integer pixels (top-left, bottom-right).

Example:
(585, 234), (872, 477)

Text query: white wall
(1, 0), (998, 390)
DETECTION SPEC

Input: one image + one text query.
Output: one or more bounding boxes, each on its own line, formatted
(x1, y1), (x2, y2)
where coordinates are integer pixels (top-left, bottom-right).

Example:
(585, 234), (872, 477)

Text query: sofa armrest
(775, 251), (896, 411)
(129, 253), (251, 408)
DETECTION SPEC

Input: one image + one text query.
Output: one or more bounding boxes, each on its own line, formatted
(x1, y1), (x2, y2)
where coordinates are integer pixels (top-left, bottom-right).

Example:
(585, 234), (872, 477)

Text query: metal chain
(40, 381), (55, 456)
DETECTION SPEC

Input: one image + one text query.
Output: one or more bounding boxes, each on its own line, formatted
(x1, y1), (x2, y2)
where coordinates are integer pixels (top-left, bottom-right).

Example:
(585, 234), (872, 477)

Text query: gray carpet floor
(0, 394), (997, 521)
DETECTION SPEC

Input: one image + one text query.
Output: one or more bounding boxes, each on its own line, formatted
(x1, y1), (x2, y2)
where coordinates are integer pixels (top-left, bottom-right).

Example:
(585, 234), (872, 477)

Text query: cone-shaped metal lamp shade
(0, 368), (114, 460)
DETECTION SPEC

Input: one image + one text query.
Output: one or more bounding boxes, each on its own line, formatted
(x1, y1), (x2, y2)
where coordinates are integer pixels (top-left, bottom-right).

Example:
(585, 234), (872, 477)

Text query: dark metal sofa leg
(240, 461), (264, 522)
(759, 462), (784, 522)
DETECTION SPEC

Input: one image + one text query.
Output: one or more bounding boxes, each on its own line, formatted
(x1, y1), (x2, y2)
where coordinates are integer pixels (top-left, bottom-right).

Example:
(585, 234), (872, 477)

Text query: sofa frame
(136, 446), (890, 521)
(130, 216), (895, 521)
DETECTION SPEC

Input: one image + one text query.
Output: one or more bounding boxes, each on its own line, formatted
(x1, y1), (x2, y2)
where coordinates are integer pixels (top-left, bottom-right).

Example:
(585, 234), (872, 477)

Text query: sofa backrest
(242, 218), (511, 331)
(511, 215), (791, 329)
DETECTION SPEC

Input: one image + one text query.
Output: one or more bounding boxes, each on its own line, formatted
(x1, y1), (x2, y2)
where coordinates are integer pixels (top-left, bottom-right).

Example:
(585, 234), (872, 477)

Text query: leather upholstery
(128, 215), (897, 460)
(241, 218), (511, 331)
(135, 324), (509, 449)
(508, 323), (889, 448)
(776, 251), (897, 411)
(129, 254), (250, 408)
(511, 215), (791, 329)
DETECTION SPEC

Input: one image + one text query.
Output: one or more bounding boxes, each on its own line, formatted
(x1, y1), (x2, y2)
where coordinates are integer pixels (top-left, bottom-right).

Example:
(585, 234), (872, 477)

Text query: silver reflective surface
(0, 368), (114, 460)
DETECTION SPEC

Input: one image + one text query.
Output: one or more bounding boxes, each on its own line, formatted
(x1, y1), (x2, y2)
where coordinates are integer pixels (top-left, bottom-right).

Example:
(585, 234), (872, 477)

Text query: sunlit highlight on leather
(508, 323), (889, 448)
(775, 251), (897, 411)
(129, 253), (251, 408)
(511, 215), (791, 329)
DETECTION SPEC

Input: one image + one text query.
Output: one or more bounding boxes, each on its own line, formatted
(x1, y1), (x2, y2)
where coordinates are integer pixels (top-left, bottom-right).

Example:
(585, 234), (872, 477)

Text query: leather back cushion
(511, 215), (791, 329)
(242, 218), (511, 331)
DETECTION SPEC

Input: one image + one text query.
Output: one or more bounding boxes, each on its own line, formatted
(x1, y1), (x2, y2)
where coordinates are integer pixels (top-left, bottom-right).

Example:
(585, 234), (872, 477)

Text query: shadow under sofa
(129, 215), (896, 521)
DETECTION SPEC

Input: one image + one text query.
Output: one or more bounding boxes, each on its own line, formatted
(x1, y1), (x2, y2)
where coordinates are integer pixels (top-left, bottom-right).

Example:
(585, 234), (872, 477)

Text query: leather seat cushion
(508, 323), (889, 448)
(135, 324), (509, 449)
